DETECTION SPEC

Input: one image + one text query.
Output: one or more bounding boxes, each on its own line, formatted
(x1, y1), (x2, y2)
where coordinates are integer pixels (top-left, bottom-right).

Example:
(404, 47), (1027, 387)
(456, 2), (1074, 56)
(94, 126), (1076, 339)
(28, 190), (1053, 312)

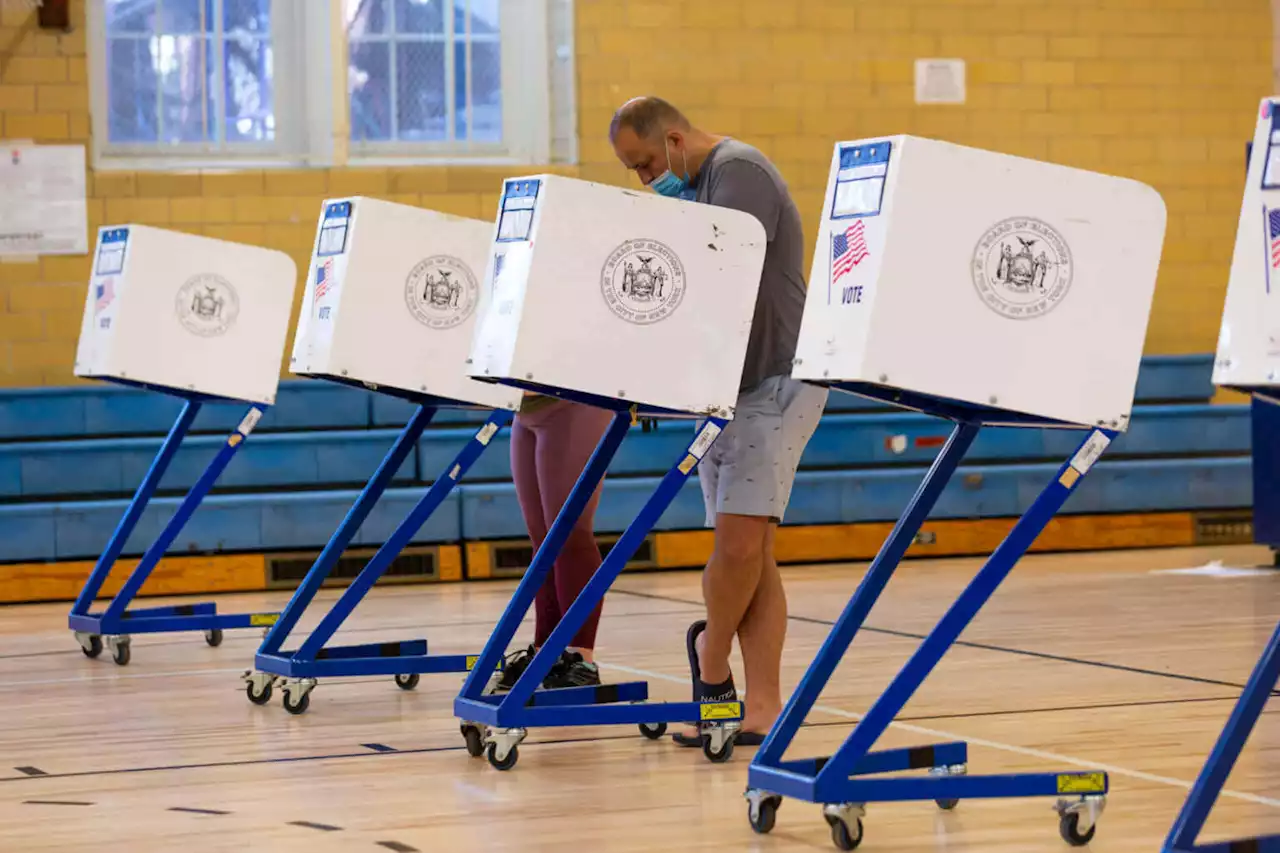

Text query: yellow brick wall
(0, 0), (1272, 387)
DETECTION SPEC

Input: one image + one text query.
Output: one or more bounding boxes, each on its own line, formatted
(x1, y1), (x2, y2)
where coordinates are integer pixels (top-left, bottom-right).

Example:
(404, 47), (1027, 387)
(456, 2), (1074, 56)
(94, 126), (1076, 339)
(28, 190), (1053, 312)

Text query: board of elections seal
(176, 273), (239, 337)
(600, 238), (686, 325)
(405, 255), (478, 330)
(971, 217), (1073, 320)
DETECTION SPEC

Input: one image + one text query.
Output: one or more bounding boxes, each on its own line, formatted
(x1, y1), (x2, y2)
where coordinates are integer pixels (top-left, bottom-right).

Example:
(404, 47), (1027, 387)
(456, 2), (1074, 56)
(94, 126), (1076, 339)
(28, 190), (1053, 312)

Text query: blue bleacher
(0, 354), (1254, 563)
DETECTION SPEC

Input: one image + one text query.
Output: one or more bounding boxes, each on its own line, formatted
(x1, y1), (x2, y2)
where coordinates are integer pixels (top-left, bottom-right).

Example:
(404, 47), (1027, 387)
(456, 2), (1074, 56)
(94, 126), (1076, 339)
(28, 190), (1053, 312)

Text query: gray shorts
(696, 375), (829, 527)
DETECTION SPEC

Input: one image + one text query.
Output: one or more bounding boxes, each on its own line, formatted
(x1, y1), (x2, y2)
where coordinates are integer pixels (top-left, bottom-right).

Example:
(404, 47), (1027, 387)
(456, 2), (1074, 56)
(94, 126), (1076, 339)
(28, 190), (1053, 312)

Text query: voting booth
(467, 174), (767, 418)
(68, 225), (297, 665)
(74, 224), (295, 404)
(289, 196), (520, 411)
(246, 197), (520, 715)
(455, 174), (768, 770)
(745, 136), (1167, 850)
(792, 135), (1166, 430)
(1159, 99), (1280, 853)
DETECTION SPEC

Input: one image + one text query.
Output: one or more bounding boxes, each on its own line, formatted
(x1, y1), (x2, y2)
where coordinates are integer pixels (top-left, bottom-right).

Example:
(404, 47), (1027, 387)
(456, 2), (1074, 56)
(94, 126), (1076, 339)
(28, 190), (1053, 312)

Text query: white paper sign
(914, 59), (966, 105)
(0, 144), (88, 256)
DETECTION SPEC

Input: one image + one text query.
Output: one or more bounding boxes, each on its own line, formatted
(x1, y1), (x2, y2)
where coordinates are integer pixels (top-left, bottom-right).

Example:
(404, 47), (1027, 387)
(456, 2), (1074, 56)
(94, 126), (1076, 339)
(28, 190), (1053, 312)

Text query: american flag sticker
(829, 221), (870, 303)
(94, 278), (114, 313)
(314, 259), (334, 302)
(1266, 206), (1280, 294)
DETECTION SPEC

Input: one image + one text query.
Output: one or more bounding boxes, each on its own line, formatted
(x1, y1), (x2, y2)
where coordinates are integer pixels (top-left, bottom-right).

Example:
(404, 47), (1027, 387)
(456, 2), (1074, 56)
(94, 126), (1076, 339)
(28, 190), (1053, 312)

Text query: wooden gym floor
(1, 544), (1278, 852)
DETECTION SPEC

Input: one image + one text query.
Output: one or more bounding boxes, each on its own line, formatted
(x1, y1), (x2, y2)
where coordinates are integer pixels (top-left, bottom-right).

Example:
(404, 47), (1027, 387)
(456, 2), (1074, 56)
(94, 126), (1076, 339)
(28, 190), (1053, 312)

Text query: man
(609, 96), (829, 747)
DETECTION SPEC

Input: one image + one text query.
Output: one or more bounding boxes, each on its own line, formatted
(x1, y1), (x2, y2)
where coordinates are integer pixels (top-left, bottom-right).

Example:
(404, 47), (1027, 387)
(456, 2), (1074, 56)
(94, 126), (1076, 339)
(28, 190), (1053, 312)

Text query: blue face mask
(650, 138), (691, 198)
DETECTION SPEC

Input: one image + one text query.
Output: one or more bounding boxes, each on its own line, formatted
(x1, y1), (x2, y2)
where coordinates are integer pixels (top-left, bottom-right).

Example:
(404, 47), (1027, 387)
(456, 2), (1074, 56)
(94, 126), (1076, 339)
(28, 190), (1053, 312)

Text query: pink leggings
(510, 399), (614, 650)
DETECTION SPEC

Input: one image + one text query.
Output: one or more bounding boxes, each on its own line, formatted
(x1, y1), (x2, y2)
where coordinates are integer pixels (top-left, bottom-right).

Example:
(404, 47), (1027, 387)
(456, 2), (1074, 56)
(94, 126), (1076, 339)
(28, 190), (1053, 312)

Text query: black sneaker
(543, 651), (601, 689)
(494, 644), (536, 692)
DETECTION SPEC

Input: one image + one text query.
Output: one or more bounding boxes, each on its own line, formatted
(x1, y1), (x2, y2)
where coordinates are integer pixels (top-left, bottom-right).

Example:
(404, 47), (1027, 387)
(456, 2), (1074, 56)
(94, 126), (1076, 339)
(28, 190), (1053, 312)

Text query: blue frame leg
(256, 404), (436, 659)
(246, 410), (512, 712)
(1162, 617), (1280, 853)
(68, 399), (273, 665)
(746, 426), (1117, 848)
(454, 414), (748, 771)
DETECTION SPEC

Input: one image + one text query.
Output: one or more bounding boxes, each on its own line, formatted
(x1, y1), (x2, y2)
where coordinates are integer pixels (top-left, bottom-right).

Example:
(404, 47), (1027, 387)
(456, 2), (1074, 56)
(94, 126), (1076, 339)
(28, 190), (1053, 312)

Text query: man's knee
(711, 513), (770, 567)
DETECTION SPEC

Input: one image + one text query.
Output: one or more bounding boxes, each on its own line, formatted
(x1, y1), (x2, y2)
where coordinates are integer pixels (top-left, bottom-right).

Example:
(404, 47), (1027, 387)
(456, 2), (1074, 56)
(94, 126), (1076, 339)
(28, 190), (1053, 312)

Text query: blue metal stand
(243, 400), (513, 715)
(1161, 388), (1280, 853)
(743, 383), (1117, 850)
(453, 397), (745, 770)
(67, 392), (279, 666)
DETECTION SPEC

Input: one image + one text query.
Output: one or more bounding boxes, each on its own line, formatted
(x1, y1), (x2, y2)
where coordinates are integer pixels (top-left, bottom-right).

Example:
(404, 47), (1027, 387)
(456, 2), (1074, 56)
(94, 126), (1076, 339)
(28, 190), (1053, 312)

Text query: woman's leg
(532, 401), (615, 657)
(496, 410), (556, 691)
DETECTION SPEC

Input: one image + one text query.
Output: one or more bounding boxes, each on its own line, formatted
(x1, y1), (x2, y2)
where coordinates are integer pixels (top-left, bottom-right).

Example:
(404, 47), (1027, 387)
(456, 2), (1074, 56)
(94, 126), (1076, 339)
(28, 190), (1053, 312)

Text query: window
(87, 0), (574, 168)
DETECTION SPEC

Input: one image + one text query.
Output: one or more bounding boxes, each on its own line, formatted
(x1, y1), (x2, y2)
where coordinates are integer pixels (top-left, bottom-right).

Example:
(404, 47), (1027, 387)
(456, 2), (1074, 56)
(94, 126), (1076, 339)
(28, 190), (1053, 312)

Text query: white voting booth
(243, 197), (527, 713)
(74, 224), (297, 403)
(454, 175), (769, 770)
(793, 135), (1167, 429)
(67, 225), (297, 666)
(467, 175), (767, 417)
(744, 137), (1168, 846)
(290, 196), (521, 410)
(1213, 101), (1280, 391)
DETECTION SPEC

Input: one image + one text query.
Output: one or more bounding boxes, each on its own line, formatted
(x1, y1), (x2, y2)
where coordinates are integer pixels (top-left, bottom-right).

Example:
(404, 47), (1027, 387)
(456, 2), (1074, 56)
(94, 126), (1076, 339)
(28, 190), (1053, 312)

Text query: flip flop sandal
(685, 619), (706, 697)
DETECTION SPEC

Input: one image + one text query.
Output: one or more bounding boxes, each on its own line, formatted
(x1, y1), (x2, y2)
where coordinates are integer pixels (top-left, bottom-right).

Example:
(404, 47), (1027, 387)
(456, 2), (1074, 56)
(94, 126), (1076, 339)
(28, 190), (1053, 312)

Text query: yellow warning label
(228, 434), (242, 447)
(465, 655), (502, 671)
(678, 455), (697, 474)
(1057, 772), (1106, 794)
(699, 701), (742, 721)
(249, 613), (279, 627)
(1059, 468), (1081, 489)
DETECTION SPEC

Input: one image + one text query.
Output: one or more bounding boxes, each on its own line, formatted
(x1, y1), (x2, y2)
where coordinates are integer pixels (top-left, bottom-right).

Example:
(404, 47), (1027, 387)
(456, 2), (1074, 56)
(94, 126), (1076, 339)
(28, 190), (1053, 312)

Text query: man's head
(610, 96), (716, 196)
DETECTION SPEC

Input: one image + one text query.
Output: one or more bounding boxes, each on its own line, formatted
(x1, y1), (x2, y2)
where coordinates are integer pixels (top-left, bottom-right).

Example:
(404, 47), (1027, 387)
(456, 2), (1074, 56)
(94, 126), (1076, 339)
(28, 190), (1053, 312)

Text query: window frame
(86, 0), (562, 172)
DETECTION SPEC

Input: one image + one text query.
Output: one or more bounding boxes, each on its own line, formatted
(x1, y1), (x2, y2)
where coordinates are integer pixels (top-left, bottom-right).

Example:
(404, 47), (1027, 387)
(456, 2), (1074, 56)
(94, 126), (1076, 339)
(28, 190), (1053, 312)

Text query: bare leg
(736, 522), (787, 732)
(678, 512), (769, 739)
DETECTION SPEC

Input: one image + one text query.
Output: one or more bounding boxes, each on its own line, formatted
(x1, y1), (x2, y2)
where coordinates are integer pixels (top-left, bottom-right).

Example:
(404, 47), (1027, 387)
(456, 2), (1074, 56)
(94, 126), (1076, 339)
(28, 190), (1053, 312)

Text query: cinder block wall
(0, 0), (1271, 386)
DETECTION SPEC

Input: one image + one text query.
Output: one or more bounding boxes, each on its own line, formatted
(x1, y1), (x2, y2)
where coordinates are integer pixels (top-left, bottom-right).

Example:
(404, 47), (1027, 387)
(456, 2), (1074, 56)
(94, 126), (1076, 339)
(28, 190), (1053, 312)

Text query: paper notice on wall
(914, 59), (966, 105)
(0, 144), (88, 257)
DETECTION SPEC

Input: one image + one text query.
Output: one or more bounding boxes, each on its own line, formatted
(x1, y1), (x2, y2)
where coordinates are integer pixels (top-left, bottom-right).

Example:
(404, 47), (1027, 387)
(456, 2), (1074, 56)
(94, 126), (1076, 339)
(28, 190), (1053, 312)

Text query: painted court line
(601, 660), (1280, 810)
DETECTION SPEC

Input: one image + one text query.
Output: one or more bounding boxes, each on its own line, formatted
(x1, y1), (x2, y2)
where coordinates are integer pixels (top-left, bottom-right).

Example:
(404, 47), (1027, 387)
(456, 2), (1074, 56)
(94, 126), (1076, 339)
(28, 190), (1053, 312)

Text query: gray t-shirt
(692, 138), (806, 392)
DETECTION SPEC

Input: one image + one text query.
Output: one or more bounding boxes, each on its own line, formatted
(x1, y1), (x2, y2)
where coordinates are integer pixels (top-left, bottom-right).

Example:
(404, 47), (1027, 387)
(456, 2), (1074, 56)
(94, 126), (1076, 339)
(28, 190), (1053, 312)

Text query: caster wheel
(112, 641), (131, 666)
(1059, 813), (1096, 847)
(282, 691), (310, 715)
(245, 680), (272, 705)
(486, 742), (518, 771)
(748, 796), (781, 834)
(461, 725), (485, 758)
(703, 735), (734, 764)
(80, 635), (103, 658)
(935, 798), (959, 810)
(638, 722), (667, 740)
(394, 673), (420, 691)
(204, 629), (223, 647)
(826, 816), (863, 851)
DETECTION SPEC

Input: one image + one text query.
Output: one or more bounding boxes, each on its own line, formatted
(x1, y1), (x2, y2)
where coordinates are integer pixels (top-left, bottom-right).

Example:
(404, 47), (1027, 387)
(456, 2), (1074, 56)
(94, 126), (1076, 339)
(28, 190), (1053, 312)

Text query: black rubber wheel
(394, 673), (420, 691)
(204, 629), (223, 647)
(246, 680), (272, 705)
(703, 735), (734, 764)
(1059, 813), (1096, 847)
(748, 797), (780, 834)
(638, 722), (667, 740)
(827, 816), (863, 851)
(936, 798), (959, 810)
(81, 635), (103, 658)
(461, 725), (485, 757)
(486, 742), (518, 771)
(282, 690), (310, 715)
(112, 641), (131, 666)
